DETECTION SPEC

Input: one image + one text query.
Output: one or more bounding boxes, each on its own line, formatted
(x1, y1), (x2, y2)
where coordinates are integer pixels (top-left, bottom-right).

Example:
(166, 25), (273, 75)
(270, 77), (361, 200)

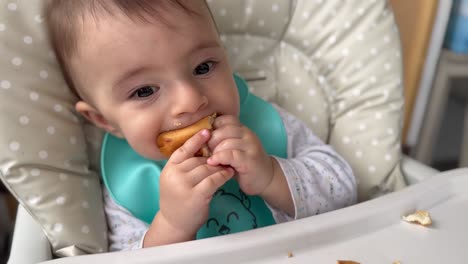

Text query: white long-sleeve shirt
(103, 105), (357, 251)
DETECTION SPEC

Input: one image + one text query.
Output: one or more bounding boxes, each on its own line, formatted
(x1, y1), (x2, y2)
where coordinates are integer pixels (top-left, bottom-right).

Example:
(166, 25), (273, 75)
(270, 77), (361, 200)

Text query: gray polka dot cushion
(208, 0), (406, 200)
(0, 0), (406, 257)
(0, 0), (106, 257)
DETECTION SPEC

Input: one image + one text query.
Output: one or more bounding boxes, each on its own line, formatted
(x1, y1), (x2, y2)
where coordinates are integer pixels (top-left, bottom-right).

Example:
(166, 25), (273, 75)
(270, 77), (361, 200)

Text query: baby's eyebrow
(112, 41), (222, 90)
(112, 65), (153, 90)
(187, 40), (222, 55)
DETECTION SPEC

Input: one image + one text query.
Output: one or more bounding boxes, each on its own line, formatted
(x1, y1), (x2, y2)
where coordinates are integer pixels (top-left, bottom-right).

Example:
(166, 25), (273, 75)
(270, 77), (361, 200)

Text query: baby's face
(69, 1), (239, 160)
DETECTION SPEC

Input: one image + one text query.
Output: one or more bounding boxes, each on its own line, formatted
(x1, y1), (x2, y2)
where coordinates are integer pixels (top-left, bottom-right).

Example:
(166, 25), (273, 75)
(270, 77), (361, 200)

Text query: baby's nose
(171, 82), (208, 116)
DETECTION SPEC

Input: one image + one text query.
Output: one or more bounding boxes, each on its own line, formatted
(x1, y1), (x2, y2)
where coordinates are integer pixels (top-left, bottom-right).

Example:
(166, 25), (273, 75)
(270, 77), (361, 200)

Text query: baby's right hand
(158, 129), (234, 238)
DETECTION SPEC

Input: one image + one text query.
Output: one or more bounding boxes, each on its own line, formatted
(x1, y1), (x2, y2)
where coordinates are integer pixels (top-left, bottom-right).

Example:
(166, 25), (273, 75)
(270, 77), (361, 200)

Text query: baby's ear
(75, 101), (124, 138)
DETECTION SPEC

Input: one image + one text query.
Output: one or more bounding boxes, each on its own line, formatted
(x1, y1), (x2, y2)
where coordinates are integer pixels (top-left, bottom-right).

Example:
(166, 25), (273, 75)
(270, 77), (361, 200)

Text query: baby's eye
(193, 61), (216, 76)
(132, 85), (158, 98)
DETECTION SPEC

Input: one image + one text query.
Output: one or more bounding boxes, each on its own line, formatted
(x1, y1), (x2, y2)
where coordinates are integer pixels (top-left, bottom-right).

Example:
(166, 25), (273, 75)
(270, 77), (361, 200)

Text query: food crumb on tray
(337, 260), (360, 264)
(402, 210), (432, 226)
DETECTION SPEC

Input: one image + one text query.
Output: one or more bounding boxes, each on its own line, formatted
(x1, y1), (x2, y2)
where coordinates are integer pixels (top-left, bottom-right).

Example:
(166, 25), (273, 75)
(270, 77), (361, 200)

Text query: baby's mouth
(171, 112), (219, 131)
(156, 113), (217, 158)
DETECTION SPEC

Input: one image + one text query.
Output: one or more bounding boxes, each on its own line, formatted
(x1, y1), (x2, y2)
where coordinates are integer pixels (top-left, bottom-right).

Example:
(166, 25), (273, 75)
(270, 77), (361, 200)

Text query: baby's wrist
(145, 212), (196, 247)
(161, 212), (197, 238)
(259, 156), (278, 198)
(258, 157), (294, 217)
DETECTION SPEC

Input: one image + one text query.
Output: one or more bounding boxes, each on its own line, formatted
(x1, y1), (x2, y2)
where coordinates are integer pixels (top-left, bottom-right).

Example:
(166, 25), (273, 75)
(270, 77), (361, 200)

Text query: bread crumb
(393, 261), (401, 264)
(402, 210), (432, 226)
(287, 251), (293, 258)
(337, 261), (360, 264)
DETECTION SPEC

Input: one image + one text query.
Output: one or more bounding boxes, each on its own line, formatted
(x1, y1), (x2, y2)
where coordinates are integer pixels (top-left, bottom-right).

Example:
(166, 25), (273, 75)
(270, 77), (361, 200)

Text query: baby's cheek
(122, 118), (167, 160)
(148, 147), (167, 160)
(145, 143), (167, 160)
(127, 135), (165, 160)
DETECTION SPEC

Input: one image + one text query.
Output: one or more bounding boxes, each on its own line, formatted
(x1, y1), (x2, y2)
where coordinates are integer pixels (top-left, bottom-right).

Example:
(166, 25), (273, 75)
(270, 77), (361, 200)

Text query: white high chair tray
(44, 168), (468, 264)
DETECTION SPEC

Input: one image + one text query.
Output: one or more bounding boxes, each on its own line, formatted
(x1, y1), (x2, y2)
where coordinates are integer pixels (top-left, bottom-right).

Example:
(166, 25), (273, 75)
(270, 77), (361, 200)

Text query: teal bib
(101, 75), (287, 239)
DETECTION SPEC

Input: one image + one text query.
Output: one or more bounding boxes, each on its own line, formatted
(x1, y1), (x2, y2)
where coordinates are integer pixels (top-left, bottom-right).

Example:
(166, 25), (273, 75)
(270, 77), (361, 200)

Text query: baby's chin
(146, 150), (167, 161)
(129, 143), (166, 161)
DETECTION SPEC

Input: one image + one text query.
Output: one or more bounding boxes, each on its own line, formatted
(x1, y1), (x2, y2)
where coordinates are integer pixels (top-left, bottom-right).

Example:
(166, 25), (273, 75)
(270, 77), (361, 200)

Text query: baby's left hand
(206, 115), (274, 196)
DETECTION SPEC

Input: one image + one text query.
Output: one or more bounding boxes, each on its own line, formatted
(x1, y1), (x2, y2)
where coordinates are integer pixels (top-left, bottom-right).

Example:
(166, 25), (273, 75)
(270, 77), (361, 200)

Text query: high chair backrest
(0, 0), (405, 257)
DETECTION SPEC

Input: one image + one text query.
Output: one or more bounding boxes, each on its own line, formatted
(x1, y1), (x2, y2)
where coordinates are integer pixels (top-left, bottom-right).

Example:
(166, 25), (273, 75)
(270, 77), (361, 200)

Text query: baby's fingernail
(201, 129), (209, 136)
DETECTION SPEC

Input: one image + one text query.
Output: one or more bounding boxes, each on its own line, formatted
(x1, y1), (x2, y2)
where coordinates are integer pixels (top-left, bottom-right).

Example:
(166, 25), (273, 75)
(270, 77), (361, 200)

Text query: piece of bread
(157, 113), (216, 158)
(401, 210), (432, 226)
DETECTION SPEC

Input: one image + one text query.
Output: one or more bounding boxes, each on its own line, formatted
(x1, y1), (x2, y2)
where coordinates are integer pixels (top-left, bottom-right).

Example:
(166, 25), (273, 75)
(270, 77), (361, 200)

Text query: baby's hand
(159, 129), (234, 238)
(206, 115), (274, 196)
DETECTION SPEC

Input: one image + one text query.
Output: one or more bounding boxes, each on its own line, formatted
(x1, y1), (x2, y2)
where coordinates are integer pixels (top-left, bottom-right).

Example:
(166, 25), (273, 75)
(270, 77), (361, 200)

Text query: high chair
(4, 0), (466, 263)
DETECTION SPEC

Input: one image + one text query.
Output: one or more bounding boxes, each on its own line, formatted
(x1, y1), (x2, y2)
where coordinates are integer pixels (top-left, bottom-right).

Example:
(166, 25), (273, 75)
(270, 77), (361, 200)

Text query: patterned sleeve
(103, 187), (148, 251)
(267, 104), (358, 223)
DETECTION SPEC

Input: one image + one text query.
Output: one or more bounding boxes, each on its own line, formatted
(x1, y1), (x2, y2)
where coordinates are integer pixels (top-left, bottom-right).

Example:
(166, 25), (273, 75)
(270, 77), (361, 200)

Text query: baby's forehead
(84, 0), (208, 26)
(68, 1), (217, 94)
(74, 0), (213, 49)
(73, 1), (208, 56)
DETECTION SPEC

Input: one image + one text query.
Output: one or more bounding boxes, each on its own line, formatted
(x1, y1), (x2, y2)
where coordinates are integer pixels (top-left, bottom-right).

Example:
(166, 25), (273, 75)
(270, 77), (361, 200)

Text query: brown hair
(44, 0), (204, 99)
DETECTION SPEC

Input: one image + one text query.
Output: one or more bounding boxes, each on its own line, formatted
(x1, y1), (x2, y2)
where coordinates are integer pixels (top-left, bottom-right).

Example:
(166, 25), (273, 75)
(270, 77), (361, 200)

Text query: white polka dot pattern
(0, 0), (107, 256)
(208, 0), (406, 201)
(0, 0), (406, 257)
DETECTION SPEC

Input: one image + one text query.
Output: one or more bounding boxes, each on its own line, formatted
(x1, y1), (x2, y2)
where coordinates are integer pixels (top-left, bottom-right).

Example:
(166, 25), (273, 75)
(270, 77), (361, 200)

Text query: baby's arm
(268, 105), (357, 222)
(105, 130), (233, 250)
(103, 188), (148, 251)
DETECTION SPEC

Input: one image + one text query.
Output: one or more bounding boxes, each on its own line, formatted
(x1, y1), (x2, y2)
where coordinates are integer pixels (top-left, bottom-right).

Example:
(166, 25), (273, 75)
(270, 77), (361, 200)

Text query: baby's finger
(195, 167), (234, 197)
(170, 129), (210, 164)
(187, 165), (227, 186)
(207, 149), (246, 173)
(208, 126), (243, 150)
(213, 115), (242, 129)
(211, 138), (244, 154)
(178, 156), (208, 171)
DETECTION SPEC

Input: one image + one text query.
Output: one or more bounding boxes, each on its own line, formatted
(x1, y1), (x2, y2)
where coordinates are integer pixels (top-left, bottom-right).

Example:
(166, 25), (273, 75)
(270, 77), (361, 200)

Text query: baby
(45, 0), (357, 251)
